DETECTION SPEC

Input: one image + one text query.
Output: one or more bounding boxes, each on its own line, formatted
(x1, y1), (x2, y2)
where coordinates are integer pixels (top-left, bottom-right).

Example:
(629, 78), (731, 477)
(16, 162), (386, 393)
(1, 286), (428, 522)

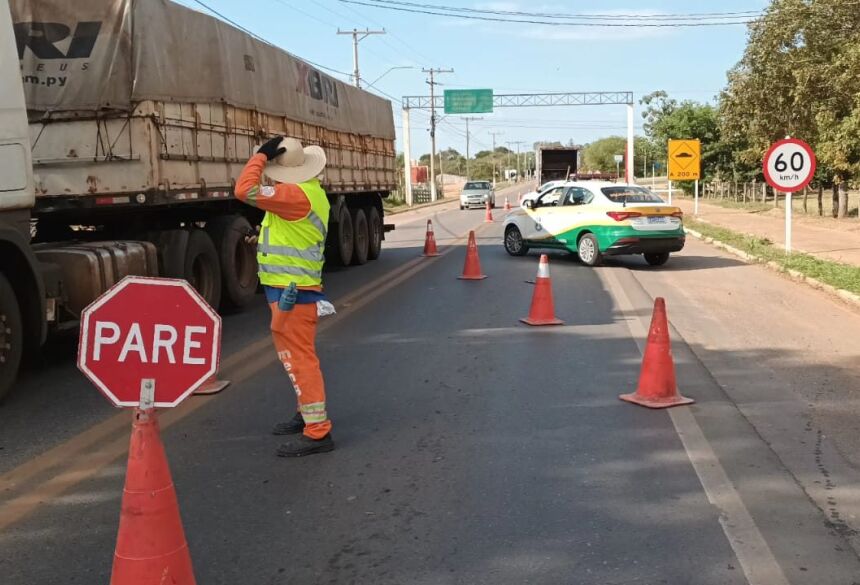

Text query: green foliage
(720, 0), (860, 183)
(640, 91), (728, 180)
(582, 136), (627, 172)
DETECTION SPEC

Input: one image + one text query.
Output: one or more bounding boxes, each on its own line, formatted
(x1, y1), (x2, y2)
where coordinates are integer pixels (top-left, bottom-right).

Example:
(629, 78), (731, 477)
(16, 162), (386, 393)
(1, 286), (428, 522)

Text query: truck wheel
(329, 205), (354, 266)
(352, 208), (369, 266)
(0, 273), (23, 402)
(206, 215), (258, 309)
(185, 229), (222, 310)
(367, 207), (383, 260)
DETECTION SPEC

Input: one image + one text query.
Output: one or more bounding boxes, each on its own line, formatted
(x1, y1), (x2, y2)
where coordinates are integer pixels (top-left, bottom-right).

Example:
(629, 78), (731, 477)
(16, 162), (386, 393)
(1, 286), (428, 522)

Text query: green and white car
(502, 182), (685, 266)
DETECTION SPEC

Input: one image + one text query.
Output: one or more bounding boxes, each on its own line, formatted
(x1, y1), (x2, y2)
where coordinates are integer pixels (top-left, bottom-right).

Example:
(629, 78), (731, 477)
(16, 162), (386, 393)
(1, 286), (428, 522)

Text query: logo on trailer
(14, 21), (101, 59)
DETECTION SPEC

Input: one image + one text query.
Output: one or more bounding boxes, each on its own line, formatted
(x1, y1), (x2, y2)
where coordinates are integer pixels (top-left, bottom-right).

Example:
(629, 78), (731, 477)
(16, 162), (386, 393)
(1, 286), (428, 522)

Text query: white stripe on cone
(537, 254), (550, 278)
(427, 220), (435, 234)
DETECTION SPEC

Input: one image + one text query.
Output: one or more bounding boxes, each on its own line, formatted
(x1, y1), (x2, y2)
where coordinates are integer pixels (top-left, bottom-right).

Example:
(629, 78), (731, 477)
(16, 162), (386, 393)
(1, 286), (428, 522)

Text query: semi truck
(535, 146), (579, 184)
(0, 0), (397, 400)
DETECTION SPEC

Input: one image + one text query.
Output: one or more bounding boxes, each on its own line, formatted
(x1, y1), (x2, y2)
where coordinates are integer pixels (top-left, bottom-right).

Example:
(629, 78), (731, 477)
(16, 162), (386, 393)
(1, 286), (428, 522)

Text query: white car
(519, 180), (566, 206)
(503, 182), (686, 267)
(459, 180), (495, 210)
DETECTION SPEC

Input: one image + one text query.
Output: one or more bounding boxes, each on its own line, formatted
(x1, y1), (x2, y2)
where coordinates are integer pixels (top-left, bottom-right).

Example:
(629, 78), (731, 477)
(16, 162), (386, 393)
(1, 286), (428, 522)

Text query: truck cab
(0, 0), (47, 399)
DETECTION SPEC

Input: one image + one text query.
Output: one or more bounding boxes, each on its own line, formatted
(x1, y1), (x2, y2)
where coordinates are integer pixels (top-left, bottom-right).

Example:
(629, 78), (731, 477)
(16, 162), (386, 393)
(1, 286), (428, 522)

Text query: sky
(175, 0), (763, 158)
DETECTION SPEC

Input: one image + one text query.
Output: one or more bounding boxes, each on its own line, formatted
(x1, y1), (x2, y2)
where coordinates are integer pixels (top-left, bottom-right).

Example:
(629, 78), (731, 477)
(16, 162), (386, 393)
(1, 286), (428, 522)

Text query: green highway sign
(444, 89), (494, 114)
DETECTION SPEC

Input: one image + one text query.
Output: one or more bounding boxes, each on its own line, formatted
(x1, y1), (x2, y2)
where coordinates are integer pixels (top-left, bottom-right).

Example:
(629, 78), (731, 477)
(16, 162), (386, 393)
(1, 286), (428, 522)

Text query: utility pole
(423, 67), (453, 201)
(488, 131), (504, 187)
(462, 117), (483, 177)
(337, 28), (385, 88)
(507, 141), (525, 182)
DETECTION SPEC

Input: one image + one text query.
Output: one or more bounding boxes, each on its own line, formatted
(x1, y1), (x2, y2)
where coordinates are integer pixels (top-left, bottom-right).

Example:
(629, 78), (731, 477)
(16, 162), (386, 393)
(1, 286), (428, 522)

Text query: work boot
(272, 412), (305, 436)
(276, 434), (335, 457)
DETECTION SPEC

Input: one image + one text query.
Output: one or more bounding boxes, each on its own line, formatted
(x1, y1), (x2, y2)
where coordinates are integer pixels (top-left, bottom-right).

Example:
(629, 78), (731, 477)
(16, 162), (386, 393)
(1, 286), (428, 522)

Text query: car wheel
(504, 225), (529, 256)
(460, 204), (465, 210)
(577, 233), (602, 266)
(644, 252), (670, 266)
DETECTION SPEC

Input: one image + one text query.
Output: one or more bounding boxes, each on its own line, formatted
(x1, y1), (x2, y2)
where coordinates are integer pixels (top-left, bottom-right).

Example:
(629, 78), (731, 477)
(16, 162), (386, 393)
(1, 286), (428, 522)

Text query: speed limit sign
(763, 138), (816, 193)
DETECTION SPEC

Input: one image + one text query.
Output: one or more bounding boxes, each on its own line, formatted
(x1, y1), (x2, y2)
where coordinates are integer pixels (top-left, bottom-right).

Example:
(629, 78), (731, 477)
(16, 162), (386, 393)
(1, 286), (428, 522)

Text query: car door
(522, 186), (567, 244)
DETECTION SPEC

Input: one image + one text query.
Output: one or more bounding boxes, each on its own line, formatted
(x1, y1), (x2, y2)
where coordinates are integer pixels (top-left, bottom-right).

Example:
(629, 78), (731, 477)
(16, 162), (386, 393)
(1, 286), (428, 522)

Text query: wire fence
(700, 181), (859, 218)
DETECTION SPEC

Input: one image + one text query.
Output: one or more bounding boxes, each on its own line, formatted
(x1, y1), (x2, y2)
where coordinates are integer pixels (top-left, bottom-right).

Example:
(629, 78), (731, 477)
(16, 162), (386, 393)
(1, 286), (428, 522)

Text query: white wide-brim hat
(258, 137), (327, 184)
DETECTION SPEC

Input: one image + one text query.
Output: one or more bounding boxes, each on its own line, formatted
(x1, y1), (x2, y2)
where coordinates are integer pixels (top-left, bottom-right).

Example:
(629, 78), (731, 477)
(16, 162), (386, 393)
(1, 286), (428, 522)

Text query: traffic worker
(235, 136), (335, 457)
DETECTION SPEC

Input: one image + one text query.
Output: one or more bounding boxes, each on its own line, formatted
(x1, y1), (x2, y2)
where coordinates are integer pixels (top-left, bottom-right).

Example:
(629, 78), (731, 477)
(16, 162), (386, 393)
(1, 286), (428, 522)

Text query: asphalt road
(2, 183), (860, 584)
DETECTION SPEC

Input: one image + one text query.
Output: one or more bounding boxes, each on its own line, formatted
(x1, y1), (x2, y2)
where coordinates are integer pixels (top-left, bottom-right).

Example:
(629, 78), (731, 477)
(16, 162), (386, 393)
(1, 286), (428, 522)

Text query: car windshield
(537, 182), (557, 192)
(601, 186), (664, 204)
(464, 182), (490, 190)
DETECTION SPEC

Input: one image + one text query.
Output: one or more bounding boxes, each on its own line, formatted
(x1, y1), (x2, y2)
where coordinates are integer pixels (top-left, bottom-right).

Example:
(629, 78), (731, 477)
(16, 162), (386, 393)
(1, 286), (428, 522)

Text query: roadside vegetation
(686, 218), (860, 295)
(587, 1), (860, 221)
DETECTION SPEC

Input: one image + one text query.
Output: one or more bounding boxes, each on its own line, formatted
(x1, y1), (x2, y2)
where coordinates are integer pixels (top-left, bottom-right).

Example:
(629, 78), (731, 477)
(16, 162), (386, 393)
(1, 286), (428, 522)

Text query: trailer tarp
(12, 0), (395, 139)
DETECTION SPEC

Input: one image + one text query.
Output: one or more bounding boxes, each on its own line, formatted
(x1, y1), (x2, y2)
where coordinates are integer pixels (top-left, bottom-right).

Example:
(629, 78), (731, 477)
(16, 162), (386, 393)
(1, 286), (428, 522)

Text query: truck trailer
(0, 0), (397, 399)
(535, 146), (579, 185)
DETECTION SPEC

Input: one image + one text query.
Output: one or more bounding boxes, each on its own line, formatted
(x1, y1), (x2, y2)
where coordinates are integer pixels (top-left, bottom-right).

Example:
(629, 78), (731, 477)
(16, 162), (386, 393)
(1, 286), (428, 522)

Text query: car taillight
(606, 211), (642, 222)
(671, 211), (684, 218)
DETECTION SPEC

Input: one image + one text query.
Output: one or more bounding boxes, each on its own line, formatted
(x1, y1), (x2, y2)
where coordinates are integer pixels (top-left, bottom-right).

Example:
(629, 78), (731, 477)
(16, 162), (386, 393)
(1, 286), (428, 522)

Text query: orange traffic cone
(504, 197), (511, 211)
(619, 298), (694, 409)
(484, 200), (494, 222)
(520, 254), (563, 326)
(111, 409), (196, 585)
(458, 230), (487, 280)
(422, 219), (440, 257)
(193, 373), (230, 395)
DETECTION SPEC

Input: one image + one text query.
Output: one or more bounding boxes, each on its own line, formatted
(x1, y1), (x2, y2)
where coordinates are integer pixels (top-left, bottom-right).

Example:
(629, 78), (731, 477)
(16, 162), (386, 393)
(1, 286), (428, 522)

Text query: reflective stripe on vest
(257, 180), (330, 288)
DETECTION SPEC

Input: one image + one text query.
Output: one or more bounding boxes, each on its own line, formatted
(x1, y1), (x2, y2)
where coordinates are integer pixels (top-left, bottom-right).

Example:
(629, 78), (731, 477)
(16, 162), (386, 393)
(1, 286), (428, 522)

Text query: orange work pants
(269, 302), (331, 439)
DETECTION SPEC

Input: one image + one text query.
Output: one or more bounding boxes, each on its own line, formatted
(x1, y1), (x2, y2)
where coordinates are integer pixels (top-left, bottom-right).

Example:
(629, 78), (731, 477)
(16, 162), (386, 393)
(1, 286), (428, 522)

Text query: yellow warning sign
(668, 139), (701, 181)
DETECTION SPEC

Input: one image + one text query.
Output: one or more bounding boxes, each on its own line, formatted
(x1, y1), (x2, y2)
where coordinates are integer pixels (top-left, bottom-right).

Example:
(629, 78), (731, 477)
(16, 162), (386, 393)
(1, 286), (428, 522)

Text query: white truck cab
(0, 0), (34, 210)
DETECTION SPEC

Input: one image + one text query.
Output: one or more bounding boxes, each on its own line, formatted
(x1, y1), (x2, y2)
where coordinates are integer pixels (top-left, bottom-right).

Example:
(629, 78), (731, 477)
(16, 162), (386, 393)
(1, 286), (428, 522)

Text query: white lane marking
(599, 266), (790, 585)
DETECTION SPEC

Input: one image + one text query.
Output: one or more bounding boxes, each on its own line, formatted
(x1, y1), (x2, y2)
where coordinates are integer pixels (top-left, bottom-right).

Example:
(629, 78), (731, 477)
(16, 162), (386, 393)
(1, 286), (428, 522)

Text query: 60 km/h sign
(763, 138), (816, 193)
(763, 138), (817, 254)
(77, 276), (222, 408)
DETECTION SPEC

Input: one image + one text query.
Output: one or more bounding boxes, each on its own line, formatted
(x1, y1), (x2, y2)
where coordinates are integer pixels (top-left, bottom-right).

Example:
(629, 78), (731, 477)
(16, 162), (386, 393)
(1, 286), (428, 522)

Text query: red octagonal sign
(77, 276), (222, 408)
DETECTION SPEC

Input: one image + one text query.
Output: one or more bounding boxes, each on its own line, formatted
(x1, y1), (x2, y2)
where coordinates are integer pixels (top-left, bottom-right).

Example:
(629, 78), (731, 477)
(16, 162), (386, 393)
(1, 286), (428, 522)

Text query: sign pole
(694, 180), (699, 216)
(785, 191), (792, 253)
(668, 181), (672, 205)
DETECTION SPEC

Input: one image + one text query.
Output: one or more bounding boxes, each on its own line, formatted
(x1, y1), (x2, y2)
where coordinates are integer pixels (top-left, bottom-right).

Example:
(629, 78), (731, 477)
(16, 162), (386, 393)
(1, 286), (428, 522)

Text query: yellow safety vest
(257, 180), (330, 288)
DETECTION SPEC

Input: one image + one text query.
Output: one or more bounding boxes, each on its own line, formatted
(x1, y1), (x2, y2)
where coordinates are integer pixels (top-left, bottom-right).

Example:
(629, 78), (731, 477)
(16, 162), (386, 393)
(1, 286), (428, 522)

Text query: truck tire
(185, 229), (222, 310)
(206, 215), (258, 309)
(351, 208), (369, 266)
(0, 273), (23, 402)
(150, 229), (190, 279)
(367, 206), (383, 260)
(329, 205), (354, 266)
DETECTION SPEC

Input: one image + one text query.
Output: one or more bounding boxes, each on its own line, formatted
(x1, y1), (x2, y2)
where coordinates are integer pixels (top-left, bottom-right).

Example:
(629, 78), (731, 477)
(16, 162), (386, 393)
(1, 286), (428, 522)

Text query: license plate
(647, 216), (669, 224)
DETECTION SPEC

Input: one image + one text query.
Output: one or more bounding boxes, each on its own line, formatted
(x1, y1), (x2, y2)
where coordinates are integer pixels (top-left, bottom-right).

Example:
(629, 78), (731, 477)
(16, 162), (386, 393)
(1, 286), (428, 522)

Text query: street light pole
(337, 28), (385, 88)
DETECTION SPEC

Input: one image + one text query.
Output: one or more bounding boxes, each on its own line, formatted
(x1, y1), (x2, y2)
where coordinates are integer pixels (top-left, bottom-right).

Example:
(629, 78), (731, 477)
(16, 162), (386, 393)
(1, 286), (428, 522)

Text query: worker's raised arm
(235, 140), (311, 220)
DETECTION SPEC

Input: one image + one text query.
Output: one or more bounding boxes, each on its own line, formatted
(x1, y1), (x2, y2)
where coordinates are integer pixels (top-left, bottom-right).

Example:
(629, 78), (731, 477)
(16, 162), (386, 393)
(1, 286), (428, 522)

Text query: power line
(344, 0), (763, 21)
(336, 0), (759, 27)
(189, 0), (352, 77)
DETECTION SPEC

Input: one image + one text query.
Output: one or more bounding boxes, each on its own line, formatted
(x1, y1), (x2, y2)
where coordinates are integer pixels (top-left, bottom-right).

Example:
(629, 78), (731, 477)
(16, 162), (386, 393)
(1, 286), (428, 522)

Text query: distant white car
(519, 180), (567, 206)
(459, 181), (495, 210)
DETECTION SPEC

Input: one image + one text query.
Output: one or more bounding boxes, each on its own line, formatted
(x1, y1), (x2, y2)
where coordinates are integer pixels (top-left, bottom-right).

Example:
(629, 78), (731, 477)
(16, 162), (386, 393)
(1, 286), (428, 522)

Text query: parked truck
(535, 146), (579, 185)
(0, 0), (397, 399)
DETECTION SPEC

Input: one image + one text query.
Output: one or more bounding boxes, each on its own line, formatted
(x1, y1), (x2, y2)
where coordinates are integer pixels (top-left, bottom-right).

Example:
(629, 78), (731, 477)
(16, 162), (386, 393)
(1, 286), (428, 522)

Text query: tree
(640, 91), (727, 180)
(719, 0), (860, 215)
(582, 136), (627, 173)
